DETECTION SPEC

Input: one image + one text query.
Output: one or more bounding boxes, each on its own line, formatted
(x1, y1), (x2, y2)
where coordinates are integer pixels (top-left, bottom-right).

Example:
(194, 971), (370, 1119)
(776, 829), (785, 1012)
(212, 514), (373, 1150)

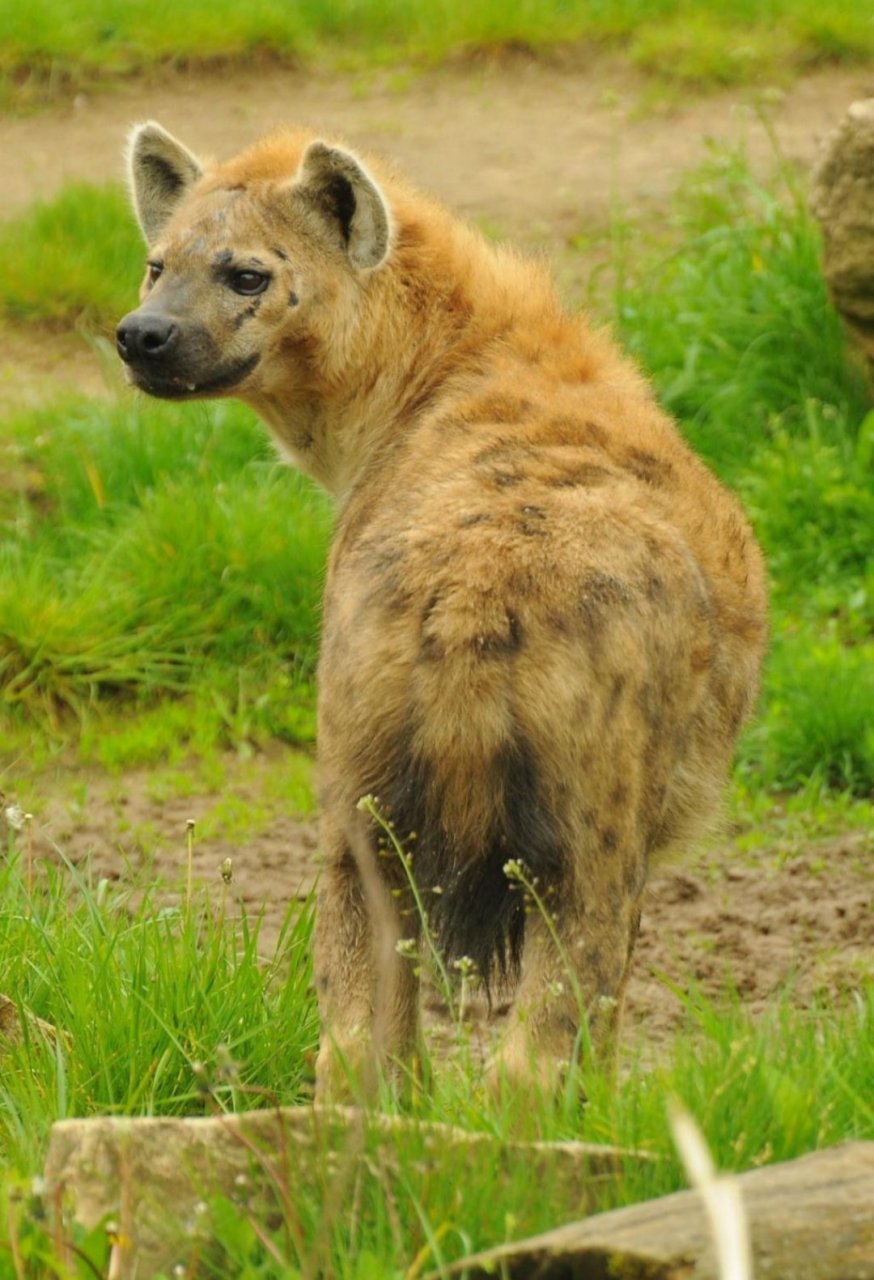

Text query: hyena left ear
(127, 121), (204, 245)
(297, 142), (391, 270)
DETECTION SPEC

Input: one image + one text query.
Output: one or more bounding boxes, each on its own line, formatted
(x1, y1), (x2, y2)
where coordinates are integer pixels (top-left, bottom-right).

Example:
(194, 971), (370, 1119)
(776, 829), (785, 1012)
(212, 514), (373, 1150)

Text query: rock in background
(811, 98), (874, 380)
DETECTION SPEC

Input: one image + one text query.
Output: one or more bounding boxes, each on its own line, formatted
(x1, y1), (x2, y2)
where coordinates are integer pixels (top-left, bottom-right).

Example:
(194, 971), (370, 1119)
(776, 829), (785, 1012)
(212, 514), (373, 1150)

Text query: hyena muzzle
(118, 122), (767, 1097)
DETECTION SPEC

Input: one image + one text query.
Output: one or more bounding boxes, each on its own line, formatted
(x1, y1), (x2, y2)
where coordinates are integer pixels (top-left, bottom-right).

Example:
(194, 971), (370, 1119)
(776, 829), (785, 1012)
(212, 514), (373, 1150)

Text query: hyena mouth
(130, 353), (261, 400)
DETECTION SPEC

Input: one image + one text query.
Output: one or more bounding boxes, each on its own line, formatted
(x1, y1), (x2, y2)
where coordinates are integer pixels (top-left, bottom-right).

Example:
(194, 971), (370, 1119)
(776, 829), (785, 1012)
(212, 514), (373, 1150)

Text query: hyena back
(119, 123), (767, 1095)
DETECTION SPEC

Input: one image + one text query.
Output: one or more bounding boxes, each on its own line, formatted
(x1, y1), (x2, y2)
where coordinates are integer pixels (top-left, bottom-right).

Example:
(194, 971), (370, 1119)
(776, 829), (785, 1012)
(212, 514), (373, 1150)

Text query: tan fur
(120, 124), (767, 1098)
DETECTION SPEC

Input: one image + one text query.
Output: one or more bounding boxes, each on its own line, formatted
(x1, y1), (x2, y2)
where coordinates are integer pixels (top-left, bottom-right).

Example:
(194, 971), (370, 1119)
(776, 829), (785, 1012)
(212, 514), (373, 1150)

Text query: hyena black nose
(116, 312), (179, 364)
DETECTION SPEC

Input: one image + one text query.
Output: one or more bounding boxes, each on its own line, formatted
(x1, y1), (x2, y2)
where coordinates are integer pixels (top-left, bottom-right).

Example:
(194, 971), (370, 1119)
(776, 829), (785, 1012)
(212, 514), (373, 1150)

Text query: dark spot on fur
(272, 247), (289, 261)
(637, 682), (660, 729)
(475, 440), (517, 465)
(625, 447), (674, 487)
(582, 572), (634, 607)
(508, 568), (539, 600)
(582, 945), (607, 990)
(213, 249), (234, 266)
(232, 300), (260, 329)
(289, 290), (300, 307)
(518, 507), (549, 536)
(419, 592), (446, 660)
(356, 542), (411, 615)
(420, 634), (444, 662)
(473, 610), (524, 658)
(469, 394), (532, 425)
(458, 512), (491, 528)
(601, 827), (619, 853)
(607, 674), (626, 718)
(578, 571), (634, 642)
(623, 862), (642, 895)
(583, 421), (609, 448)
(494, 470), (523, 488)
(611, 783), (628, 808)
(549, 463), (612, 488)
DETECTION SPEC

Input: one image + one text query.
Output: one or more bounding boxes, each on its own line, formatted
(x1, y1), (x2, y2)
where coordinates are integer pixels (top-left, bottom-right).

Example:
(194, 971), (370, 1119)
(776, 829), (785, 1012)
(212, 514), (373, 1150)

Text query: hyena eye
(231, 270), (270, 297)
(146, 261), (163, 286)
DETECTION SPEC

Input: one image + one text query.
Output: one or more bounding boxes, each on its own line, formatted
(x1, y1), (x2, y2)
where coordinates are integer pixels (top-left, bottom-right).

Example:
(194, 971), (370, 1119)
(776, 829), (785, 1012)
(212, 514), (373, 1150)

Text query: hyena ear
(296, 142), (391, 270)
(126, 121), (203, 244)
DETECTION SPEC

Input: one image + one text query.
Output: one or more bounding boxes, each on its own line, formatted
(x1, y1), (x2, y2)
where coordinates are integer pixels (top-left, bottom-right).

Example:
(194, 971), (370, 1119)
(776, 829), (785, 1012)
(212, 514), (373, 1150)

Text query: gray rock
(44, 1105), (642, 1277)
(811, 98), (874, 375)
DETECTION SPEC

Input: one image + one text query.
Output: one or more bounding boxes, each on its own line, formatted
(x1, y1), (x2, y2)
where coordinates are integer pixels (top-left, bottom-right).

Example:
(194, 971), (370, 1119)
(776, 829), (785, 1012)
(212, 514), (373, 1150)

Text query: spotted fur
(120, 123), (767, 1096)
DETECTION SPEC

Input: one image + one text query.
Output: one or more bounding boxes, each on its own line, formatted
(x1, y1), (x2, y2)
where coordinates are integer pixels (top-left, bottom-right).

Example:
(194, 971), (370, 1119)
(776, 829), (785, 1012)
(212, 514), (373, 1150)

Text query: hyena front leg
(488, 890), (643, 1095)
(314, 820), (421, 1101)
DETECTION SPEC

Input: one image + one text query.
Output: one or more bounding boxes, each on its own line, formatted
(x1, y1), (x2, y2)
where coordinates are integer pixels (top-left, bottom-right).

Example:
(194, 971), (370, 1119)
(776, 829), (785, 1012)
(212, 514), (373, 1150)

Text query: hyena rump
(118, 123), (767, 1095)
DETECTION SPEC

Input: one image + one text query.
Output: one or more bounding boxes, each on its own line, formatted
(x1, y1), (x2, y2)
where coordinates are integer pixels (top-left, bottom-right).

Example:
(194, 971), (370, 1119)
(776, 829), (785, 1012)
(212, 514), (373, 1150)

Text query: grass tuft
(0, 396), (330, 736)
(0, 846), (317, 1176)
(0, 184), (143, 332)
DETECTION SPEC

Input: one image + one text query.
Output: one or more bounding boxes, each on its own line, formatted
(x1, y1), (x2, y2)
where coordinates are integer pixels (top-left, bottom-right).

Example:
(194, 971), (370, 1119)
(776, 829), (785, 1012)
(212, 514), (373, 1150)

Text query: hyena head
(117, 122), (391, 406)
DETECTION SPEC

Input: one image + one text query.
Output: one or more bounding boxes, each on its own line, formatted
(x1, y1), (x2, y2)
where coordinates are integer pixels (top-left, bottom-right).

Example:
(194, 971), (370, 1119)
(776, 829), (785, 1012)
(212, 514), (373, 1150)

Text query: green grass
(3, 0), (874, 108)
(0, 850), (317, 1174)
(0, 185), (143, 333)
(0, 394), (329, 748)
(0, 846), (871, 1276)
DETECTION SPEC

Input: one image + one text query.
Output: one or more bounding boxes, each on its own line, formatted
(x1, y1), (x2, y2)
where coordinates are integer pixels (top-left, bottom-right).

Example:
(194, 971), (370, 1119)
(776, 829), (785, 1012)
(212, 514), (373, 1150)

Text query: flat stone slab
(443, 1140), (874, 1279)
(44, 1105), (644, 1276)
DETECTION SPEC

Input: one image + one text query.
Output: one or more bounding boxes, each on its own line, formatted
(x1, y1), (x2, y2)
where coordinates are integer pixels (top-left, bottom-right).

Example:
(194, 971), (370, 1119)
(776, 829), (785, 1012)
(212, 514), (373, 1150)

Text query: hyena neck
(253, 198), (636, 503)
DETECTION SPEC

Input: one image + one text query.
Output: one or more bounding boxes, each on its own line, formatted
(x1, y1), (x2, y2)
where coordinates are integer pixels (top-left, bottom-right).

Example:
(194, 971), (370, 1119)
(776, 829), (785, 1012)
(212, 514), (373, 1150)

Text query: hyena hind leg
(487, 891), (644, 1096)
(313, 834), (421, 1102)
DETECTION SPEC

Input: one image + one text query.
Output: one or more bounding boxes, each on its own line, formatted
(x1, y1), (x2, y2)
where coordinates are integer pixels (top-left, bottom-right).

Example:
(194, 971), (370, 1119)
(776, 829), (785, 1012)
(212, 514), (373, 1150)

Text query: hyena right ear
(297, 142), (391, 270)
(127, 122), (203, 244)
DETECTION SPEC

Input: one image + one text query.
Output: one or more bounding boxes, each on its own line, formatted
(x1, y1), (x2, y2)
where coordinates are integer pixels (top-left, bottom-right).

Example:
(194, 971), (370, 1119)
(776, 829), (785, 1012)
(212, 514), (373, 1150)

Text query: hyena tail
(379, 730), (567, 996)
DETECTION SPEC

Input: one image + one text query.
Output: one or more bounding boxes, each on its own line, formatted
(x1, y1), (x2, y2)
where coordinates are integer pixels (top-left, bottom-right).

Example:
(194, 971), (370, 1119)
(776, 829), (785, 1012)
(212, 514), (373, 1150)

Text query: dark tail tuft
(376, 730), (567, 995)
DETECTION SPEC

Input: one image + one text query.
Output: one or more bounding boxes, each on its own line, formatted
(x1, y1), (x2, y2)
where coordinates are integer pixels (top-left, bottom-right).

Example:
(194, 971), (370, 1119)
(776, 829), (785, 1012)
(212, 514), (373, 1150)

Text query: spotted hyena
(118, 123), (767, 1096)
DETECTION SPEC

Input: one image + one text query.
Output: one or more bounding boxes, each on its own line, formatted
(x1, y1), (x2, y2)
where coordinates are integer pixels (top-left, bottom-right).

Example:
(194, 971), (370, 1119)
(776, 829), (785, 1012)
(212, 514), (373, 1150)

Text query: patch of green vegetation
(0, 845), (871, 1276)
(730, 774), (874, 858)
(0, 183), (142, 331)
(0, 395), (330, 744)
(0, 849), (317, 1177)
(3, 0), (874, 108)
(753, 626), (874, 794)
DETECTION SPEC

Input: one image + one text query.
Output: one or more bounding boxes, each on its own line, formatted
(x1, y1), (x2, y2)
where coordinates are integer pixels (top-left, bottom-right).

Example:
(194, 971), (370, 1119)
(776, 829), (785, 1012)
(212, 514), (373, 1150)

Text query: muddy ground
(4, 56), (873, 1054)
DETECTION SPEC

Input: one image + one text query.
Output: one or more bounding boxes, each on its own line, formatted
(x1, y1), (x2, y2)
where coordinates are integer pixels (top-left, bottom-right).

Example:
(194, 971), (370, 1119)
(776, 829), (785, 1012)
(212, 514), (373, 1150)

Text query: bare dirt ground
(4, 58), (873, 1053)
